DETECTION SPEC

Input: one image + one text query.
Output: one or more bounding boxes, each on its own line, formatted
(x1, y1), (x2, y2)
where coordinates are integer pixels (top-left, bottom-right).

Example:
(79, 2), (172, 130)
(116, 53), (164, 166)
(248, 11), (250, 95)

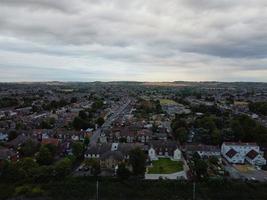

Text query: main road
(89, 98), (131, 145)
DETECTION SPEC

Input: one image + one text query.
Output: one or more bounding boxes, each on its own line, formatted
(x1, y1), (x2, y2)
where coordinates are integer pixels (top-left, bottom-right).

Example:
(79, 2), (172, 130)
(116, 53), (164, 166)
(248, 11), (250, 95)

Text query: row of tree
(249, 101), (267, 116)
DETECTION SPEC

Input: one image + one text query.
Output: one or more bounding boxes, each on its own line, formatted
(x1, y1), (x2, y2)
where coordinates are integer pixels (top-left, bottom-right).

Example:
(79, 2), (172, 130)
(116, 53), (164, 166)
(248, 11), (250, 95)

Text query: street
(90, 98), (131, 145)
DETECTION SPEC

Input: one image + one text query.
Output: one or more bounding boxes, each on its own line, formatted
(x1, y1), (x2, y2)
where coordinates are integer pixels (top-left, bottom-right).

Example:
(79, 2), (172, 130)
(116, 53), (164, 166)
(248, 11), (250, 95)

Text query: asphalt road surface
(89, 98), (131, 145)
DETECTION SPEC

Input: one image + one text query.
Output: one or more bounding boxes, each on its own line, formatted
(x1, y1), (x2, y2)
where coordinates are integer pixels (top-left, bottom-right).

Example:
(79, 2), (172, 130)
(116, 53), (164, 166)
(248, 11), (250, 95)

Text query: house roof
(85, 143), (145, 157)
(226, 148), (237, 158)
(223, 142), (258, 147)
(0, 148), (16, 160)
(137, 129), (153, 136)
(149, 140), (178, 156)
(100, 151), (124, 161)
(185, 144), (220, 153)
(41, 138), (60, 146)
(7, 135), (30, 147)
(246, 149), (259, 160)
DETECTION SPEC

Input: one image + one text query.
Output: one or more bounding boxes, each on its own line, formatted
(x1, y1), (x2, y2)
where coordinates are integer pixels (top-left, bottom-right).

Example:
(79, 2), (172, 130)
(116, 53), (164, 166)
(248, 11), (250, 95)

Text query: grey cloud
(0, 0), (79, 13)
(0, 0), (266, 81)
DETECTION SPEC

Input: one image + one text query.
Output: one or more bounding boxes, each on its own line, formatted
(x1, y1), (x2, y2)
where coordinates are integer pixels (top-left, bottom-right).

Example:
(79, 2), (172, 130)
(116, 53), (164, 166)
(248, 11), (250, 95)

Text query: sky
(0, 0), (267, 82)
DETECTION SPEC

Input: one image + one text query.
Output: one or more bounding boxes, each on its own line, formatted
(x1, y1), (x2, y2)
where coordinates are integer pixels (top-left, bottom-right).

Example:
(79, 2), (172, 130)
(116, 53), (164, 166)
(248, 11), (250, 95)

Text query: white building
(221, 142), (266, 166)
(0, 132), (8, 141)
(148, 141), (182, 161)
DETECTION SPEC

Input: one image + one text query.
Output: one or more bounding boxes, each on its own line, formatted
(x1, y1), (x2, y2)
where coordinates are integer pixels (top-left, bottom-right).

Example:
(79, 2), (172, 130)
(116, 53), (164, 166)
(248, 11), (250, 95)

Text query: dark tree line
(249, 101), (267, 116)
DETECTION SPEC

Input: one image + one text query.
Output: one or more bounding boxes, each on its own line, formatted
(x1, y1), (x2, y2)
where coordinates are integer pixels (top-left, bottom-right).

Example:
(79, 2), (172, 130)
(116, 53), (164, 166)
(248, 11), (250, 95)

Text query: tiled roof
(185, 144), (220, 152)
(0, 148), (16, 160)
(223, 142), (257, 146)
(225, 148), (237, 158)
(246, 149), (259, 160)
(41, 138), (59, 146)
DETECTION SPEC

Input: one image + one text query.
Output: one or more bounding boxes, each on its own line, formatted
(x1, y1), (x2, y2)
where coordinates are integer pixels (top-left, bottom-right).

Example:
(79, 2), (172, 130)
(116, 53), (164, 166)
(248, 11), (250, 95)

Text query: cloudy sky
(0, 0), (267, 82)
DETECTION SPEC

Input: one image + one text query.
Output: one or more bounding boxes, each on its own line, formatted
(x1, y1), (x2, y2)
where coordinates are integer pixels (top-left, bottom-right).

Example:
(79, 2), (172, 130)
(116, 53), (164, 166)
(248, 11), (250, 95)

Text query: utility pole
(96, 180), (99, 200)
(192, 181), (196, 200)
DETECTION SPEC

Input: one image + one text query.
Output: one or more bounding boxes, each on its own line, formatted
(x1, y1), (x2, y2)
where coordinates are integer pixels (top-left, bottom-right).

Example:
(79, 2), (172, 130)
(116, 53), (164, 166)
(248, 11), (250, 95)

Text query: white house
(0, 132), (8, 141)
(221, 142), (266, 166)
(148, 141), (182, 161)
(185, 144), (221, 159)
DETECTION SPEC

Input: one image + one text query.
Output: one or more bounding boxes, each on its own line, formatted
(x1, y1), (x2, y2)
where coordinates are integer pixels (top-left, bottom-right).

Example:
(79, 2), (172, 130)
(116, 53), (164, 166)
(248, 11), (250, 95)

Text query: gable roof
(185, 144), (220, 153)
(100, 151), (124, 161)
(226, 148), (237, 158)
(0, 148), (16, 160)
(223, 142), (258, 147)
(41, 138), (60, 146)
(7, 135), (30, 147)
(246, 149), (259, 160)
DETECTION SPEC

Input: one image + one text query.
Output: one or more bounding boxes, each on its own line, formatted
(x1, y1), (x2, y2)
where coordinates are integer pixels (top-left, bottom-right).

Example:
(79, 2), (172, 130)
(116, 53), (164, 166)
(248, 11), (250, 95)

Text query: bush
(15, 185), (45, 197)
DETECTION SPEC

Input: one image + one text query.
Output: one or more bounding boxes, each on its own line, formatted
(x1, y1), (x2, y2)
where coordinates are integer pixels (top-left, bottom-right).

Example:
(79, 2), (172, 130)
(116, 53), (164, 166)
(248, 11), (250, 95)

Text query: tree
(92, 99), (104, 110)
(209, 156), (219, 165)
(43, 144), (57, 157)
(191, 153), (208, 179)
(8, 130), (18, 141)
(194, 159), (208, 179)
(90, 159), (101, 177)
(249, 101), (267, 115)
(34, 165), (54, 183)
(71, 97), (78, 103)
(55, 158), (72, 178)
(36, 146), (53, 165)
(73, 117), (84, 130)
(0, 97), (18, 108)
(173, 127), (188, 144)
(197, 116), (217, 132)
(19, 140), (40, 157)
(16, 157), (39, 180)
(210, 129), (221, 145)
(96, 117), (105, 127)
(73, 116), (94, 130)
(72, 142), (84, 159)
(129, 148), (146, 176)
(83, 136), (90, 147)
(117, 163), (131, 180)
(230, 114), (267, 144)
(79, 110), (87, 120)
(171, 118), (187, 131)
(0, 160), (23, 182)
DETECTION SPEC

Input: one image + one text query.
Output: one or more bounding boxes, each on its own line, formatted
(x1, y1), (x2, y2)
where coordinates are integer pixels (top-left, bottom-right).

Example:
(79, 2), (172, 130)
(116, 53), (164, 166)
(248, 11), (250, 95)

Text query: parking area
(233, 164), (267, 182)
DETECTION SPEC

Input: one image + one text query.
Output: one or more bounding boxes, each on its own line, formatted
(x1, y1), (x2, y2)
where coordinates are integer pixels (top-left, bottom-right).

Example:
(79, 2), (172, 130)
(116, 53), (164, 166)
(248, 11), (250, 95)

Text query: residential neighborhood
(1, 82), (267, 199)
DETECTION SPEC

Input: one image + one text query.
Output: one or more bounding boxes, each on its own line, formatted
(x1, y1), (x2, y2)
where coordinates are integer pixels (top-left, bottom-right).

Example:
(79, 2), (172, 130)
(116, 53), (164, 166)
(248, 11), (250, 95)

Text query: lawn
(159, 99), (178, 106)
(148, 158), (184, 174)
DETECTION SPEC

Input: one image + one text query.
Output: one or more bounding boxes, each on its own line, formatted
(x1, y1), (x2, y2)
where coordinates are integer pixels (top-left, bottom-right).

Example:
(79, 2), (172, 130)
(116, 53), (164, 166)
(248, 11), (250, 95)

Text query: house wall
(221, 143), (264, 165)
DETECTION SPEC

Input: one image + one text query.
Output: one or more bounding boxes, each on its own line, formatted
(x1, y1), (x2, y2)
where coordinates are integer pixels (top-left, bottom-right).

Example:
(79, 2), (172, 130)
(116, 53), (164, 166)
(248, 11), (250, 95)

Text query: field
(159, 99), (178, 106)
(148, 158), (184, 174)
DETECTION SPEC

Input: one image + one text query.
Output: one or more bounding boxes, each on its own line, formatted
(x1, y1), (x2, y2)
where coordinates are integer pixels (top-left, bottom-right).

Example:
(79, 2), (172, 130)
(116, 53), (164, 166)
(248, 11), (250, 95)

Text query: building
(107, 127), (153, 143)
(85, 143), (145, 170)
(221, 142), (266, 166)
(0, 148), (18, 163)
(0, 131), (8, 141)
(148, 140), (181, 161)
(184, 144), (221, 159)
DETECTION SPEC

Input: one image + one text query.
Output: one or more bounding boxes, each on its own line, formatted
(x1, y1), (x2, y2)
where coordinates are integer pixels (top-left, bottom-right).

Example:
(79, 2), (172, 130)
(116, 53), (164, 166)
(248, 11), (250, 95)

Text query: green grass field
(148, 158), (183, 174)
(159, 99), (177, 106)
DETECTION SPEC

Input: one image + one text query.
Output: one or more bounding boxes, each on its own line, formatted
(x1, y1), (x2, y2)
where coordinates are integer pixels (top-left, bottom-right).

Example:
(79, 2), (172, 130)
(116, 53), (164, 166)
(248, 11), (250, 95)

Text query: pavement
(223, 158), (267, 182)
(223, 158), (243, 179)
(145, 171), (187, 180)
